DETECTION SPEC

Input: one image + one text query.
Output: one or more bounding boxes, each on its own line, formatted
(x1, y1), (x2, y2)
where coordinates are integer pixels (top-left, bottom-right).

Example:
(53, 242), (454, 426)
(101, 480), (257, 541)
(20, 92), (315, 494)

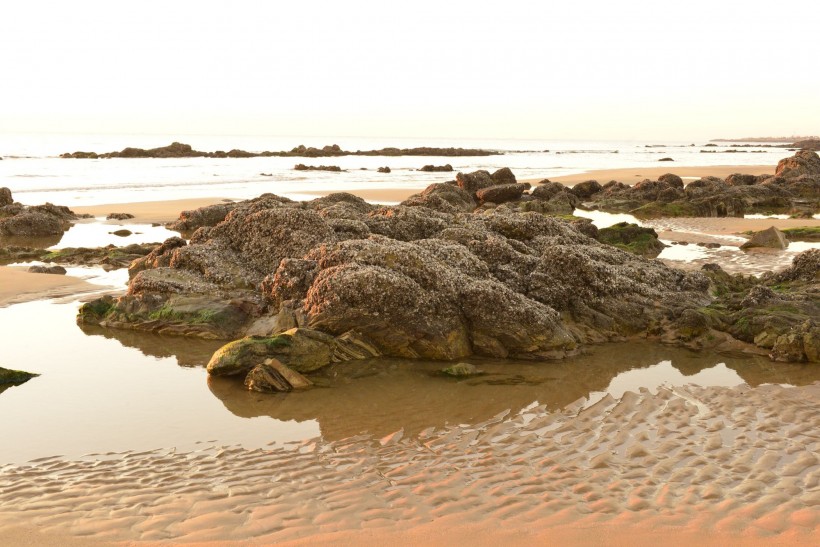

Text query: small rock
(28, 265), (67, 275)
(658, 157), (675, 162)
(106, 213), (134, 220)
(111, 229), (132, 237)
(244, 358), (312, 393)
(441, 362), (478, 377)
(377, 166), (391, 173)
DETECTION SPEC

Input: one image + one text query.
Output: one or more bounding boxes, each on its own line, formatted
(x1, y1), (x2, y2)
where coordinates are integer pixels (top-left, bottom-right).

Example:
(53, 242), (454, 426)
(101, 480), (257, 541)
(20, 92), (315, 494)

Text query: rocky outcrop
(0, 187), (12, 207)
(167, 202), (238, 232)
(570, 180), (603, 199)
(587, 151), (819, 218)
(418, 164), (453, 172)
(0, 198), (78, 238)
(791, 139), (820, 151)
(668, 251), (819, 362)
(476, 183), (530, 205)
(61, 142), (502, 159)
(81, 187), (715, 367)
(294, 164), (343, 172)
(28, 265), (67, 275)
(740, 226), (789, 250)
(106, 213), (135, 220)
(775, 150), (820, 178)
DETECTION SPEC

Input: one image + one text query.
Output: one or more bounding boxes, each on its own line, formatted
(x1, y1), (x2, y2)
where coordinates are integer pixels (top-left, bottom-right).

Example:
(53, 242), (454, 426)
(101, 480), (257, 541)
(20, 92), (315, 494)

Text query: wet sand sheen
(1, 382), (817, 544)
(0, 266), (98, 307)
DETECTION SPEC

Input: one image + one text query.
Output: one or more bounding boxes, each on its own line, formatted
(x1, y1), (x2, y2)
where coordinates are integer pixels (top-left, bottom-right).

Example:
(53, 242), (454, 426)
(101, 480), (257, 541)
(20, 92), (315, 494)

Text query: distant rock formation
(61, 142), (501, 159)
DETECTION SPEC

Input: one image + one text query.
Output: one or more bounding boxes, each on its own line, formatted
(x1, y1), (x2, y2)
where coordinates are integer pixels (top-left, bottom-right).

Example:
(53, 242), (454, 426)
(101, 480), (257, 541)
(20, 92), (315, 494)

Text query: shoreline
(0, 266), (99, 307)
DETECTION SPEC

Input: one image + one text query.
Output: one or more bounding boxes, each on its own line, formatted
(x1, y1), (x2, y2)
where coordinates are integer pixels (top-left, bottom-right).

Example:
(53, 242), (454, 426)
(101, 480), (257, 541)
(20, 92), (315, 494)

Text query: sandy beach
(0, 266), (98, 307)
(71, 198), (235, 225)
(1, 382), (816, 545)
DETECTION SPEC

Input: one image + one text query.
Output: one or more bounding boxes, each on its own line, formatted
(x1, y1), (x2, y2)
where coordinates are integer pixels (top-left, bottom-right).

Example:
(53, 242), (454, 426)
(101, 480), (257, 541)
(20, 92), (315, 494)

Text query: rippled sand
(2, 382), (817, 545)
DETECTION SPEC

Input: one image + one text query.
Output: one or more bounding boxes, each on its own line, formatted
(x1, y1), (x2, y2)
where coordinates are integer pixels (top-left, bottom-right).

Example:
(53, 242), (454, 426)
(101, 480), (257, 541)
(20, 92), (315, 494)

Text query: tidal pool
(2, 298), (819, 465)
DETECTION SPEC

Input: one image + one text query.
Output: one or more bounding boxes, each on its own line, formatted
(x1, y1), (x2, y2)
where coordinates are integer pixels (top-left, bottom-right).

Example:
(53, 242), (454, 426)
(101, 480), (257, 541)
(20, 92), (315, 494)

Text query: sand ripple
(1, 383), (818, 544)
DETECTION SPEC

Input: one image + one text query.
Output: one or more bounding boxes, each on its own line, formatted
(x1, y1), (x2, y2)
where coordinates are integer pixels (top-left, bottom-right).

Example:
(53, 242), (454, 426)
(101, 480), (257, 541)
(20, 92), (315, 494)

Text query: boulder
(244, 358), (312, 392)
(570, 180), (603, 199)
(0, 187), (12, 207)
(455, 170), (495, 197)
(401, 183), (475, 213)
(490, 167), (517, 185)
(475, 183), (530, 205)
(0, 212), (65, 236)
(740, 226), (789, 251)
(725, 173), (758, 186)
(775, 150), (820, 179)
(207, 328), (334, 376)
(167, 202), (239, 232)
(657, 173), (684, 188)
(595, 222), (667, 258)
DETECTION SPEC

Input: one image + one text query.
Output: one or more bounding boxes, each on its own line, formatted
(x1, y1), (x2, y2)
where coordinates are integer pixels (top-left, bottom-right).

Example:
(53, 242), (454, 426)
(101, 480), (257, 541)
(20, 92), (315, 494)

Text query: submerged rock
(441, 362), (478, 377)
(28, 265), (67, 275)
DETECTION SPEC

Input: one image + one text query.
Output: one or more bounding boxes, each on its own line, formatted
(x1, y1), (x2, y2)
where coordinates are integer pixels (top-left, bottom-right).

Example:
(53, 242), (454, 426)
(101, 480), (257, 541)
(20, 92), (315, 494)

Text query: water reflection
(207, 342), (818, 442)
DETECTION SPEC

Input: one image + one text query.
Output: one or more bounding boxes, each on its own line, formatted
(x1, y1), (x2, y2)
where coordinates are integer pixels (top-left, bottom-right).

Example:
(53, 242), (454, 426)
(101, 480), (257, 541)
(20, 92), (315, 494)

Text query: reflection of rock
(206, 342), (799, 441)
(77, 323), (224, 368)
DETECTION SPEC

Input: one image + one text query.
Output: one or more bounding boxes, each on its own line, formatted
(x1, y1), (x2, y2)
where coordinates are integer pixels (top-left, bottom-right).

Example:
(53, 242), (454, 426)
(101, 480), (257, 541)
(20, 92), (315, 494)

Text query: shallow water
(2, 296), (819, 465)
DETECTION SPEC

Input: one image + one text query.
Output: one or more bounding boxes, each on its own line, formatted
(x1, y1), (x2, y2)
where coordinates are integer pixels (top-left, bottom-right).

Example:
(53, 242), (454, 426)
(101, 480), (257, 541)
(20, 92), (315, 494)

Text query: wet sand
(650, 216), (820, 244)
(0, 266), (98, 307)
(71, 197), (235, 224)
(525, 164), (775, 185)
(1, 382), (816, 544)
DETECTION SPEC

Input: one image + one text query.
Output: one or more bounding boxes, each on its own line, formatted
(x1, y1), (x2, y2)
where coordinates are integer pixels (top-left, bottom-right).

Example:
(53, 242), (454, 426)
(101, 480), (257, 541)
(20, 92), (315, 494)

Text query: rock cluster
(80, 186), (713, 370)
(61, 142), (501, 159)
(584, 151), (820, 218)
(0, 188), (78, 237)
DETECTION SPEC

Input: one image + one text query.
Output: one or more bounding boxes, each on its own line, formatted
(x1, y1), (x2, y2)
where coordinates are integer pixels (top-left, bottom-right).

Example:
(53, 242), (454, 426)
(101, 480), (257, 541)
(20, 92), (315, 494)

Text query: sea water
(0, 133), (786, 206)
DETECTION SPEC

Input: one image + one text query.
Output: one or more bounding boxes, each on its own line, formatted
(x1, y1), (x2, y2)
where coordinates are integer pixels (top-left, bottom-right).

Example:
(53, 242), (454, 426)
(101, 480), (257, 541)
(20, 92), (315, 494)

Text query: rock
(657, 173), (684, 188)
(377, 166), (391, 173)
(207, 328), (334, 376)
(475, 183), (531, 205)
(595, 222), (667, 257)
(490, 167), (517, 185)
(658, 157), (674, 162)
(455, 170), (495, 197)
(791, 139), (820, 151)
(775, 150), (820, 179)
(244, 358), (312, 393)
(0, 187), (12, 207)
(418, 164), (453, 172)
(0, 212), (65, 236)
(570, 180), (603, 199)
(28, 265), (67, 275)
(441, 362), (478, 377)
(111, 229), (132, 237)
(740, 226), (789, 251)
(725, 173), (758, 186)
(107, 213), (134, 220)
(0, 366), (39, 385)
(167, 202), (239, 232)
(294, 164), (342, 172)
(401, 183), (475, 213)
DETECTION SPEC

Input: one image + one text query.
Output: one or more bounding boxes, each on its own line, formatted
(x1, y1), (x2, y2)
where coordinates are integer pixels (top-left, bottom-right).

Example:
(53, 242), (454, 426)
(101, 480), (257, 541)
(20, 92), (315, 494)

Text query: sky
(1, 0), (818, 141)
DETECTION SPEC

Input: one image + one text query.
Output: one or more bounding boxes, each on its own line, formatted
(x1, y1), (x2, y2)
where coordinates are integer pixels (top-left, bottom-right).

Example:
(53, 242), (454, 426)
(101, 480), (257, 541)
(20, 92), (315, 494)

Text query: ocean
(0, 133), (787, 206)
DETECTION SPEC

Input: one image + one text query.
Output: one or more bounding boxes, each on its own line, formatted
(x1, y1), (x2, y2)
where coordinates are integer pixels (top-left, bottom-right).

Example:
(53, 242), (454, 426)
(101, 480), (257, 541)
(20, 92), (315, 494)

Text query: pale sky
(1, 0), (818, 140)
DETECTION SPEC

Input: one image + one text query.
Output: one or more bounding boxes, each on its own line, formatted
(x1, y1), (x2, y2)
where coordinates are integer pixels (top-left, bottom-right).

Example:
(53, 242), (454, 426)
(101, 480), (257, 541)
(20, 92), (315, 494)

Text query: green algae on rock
(0, 366), (39, 386)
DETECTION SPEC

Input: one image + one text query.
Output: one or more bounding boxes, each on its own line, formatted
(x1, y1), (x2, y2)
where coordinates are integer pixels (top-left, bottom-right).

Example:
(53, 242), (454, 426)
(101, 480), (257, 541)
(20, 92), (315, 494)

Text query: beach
(543, 164), (775, 185)
(1, 152), (819, 546)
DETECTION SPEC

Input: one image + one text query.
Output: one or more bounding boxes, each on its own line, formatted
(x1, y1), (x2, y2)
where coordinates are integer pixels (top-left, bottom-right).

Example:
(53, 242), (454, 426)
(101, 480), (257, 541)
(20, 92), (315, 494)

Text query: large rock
(571, 180), (603, 199)
(595, 222), (667, 258)
(0, 187), (12, 207)
(0, 212), (65, 236)
(740, 226), (789, 251)
(455, 170), (495, 197)
(207, 328), (334, 376)
(775, 150), (820, 179)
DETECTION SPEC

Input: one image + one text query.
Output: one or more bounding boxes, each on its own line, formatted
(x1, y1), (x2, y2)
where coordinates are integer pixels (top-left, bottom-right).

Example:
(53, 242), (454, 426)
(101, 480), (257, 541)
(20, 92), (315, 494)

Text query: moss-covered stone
(782, 227), (820, 242)
(596, 222), (667, 257)
(441, 362), (478, 377)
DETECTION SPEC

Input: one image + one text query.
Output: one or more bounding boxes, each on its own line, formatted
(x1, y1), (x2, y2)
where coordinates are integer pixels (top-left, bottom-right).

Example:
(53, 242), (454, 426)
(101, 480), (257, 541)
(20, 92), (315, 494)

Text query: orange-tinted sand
(0, 266), (98, 307)
(71, 198), (234, 225)
(1, 383), (817, 545)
